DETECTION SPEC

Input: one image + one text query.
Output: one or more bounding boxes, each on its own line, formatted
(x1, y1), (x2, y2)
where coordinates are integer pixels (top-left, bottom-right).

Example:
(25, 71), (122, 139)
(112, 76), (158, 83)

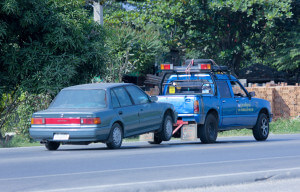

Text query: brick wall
(246, 85), (300, 119)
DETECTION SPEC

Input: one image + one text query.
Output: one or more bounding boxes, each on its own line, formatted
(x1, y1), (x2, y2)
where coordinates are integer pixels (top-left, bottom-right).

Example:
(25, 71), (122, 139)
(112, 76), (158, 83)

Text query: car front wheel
(106, 123), (123, 149)
(159, 114), (173, 141)
(253, 113), (269, 141)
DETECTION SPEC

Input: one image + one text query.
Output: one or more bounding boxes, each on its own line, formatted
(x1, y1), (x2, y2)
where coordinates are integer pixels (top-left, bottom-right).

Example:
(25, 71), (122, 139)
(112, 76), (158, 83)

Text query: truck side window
(216, 81), (231, 98)
(230, 81), (247, 97)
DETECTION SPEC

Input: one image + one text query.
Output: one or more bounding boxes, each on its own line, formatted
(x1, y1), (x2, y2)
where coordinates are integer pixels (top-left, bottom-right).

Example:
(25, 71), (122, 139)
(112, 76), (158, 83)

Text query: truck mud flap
(181, 124), (198, 141)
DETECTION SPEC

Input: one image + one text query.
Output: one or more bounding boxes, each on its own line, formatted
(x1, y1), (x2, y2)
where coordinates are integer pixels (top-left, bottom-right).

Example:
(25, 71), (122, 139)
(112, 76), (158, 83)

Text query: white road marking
(1, 155), (300, 181)
(32, 167), (300, 192)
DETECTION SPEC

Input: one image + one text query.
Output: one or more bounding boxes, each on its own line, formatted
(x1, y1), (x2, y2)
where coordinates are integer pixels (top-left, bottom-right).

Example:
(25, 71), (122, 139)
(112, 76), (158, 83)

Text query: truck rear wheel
(253, 113), (269, 141)
(199, 113), (218, 144)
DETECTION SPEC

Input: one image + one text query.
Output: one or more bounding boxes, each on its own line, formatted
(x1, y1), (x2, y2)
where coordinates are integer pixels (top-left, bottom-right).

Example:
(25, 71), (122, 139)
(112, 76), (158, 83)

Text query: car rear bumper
(29, 125), (110, 142)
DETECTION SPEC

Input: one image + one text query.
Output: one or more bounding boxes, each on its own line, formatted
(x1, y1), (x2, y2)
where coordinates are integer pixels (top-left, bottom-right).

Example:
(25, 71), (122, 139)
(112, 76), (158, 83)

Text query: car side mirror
(150, 96), (158, 102)
(249, 91), (255, 98)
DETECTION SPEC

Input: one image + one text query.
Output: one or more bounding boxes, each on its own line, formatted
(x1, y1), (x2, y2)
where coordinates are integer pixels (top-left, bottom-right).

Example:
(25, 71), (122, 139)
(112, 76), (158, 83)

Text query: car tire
(253, 113), (269, 141)
(148, 135), (163, 144)
(158, 114), (173, 141)
(199, 113), (218, 144)
(45, 141), (60, 151)
(106, 123), (123, 149)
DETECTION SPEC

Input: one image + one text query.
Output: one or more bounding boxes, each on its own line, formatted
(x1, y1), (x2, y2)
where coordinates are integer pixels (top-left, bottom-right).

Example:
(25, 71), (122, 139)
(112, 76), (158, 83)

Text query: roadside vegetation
(1, 0), (299, 147)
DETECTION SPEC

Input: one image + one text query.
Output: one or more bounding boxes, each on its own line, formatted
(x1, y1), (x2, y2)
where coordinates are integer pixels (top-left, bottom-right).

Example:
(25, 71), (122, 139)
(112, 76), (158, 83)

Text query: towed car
(30, 83), (177, 150)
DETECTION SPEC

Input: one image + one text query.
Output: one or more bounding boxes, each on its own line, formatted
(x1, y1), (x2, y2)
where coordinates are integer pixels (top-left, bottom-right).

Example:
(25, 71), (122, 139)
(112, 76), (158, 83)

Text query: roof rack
(159, 59), (234, 94)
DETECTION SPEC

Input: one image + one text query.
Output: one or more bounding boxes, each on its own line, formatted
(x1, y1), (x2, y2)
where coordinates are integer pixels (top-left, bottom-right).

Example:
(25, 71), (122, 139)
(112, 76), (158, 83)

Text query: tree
(0, 0), (106, 141)
(104, 0), (293, 74)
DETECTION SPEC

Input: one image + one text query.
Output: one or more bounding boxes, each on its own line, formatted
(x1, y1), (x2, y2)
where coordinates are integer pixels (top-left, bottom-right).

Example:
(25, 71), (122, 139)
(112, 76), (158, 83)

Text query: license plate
(53, 134), (69, 141)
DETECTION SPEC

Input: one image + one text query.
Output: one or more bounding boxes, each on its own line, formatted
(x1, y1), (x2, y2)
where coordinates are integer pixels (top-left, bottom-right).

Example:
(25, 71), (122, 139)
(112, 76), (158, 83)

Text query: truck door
(216, 81), (237, 128)
(229, 81), (257, 127)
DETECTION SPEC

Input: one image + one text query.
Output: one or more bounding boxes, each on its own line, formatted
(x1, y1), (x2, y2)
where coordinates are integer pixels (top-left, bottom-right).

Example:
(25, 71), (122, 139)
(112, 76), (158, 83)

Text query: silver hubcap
(113, 127), (122, 145)
(166, 119), (173, 138)
(261, 118), (269, 137)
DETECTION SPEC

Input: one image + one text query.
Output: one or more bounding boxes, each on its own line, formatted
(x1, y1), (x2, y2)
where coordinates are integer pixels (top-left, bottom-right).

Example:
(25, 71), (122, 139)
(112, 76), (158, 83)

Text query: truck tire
(45, 141), (60, 151)
(199, 113), (218, 144)
(106, 123), (123, 149)
(253, 113), (269, 141)
(158, 114), (173, 141)
(148, 136), (163, 144)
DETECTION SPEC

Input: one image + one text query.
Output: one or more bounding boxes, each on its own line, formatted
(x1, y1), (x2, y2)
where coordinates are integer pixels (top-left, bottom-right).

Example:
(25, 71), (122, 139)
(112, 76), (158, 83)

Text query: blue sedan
(30, 83), (177, 150)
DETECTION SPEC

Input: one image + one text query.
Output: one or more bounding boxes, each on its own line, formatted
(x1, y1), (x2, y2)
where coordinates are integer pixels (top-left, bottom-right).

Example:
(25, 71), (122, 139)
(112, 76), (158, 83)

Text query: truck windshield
(164, 74), (215, 95)
(49, 89), (107, 109)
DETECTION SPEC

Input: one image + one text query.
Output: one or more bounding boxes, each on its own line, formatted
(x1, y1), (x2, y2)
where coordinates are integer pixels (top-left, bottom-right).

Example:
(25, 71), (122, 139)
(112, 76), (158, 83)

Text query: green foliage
(1, 92), (51, 142)
(102, 24), (166, 82)
(104, 0), (294, 73)
(270, 118), (300, 134)
(0, 0), (105, 95)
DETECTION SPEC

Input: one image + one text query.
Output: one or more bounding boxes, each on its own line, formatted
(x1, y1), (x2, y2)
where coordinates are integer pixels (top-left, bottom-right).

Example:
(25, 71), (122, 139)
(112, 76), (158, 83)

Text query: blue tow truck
(151, 59), (273, 144)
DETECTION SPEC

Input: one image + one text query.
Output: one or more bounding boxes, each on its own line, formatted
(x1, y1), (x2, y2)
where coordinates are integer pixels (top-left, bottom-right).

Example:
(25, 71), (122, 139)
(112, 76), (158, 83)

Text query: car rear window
(164, 74), (215, 95)
(49, 89), (107, 109)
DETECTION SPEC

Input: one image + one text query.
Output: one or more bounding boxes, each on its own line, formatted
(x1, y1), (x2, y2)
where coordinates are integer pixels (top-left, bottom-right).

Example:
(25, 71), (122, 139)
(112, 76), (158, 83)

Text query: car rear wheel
(199, 113), (218, 144)
(253, 113), (269, 141)
(45, 141), (60, 151)
(106, 123), (123, 149)
(159, 114), (173, 141)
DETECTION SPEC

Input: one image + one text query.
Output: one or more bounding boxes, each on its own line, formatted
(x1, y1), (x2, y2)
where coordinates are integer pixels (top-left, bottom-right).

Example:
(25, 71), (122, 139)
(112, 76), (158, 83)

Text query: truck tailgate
(157, 95), (198, 114)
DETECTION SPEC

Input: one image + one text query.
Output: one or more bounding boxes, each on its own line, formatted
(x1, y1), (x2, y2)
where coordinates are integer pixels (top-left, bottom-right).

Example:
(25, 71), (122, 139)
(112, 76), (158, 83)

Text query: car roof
(62, 83), (133, 90)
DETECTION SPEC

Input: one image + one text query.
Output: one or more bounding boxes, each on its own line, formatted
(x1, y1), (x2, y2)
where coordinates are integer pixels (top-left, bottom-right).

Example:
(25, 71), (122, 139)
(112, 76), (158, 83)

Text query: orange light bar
(161, 64), (174, 70)
(31, 118), (45, 125)
(199, 64), (211, 70)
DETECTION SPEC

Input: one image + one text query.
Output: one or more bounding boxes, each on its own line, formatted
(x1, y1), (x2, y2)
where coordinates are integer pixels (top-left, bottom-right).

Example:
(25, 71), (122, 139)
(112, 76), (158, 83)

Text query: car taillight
(194, 100), (200, 114)
(31, 118), (45, 125)
(80, 117), (101, 125)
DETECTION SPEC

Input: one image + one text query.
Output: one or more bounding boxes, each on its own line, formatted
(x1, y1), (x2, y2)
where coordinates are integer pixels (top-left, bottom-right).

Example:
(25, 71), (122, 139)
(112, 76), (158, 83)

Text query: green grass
(0, 135), (40, 148)
(219, 118), (300, 137)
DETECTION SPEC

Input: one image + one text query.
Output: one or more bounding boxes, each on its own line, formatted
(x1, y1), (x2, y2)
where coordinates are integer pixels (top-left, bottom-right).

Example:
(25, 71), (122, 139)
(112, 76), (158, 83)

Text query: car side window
(216, 81), (231, 98)
(112, 87), (133, 107)
(125, 86), (150, 105)
(230, 81), (247, 97)
(110, 90), (120, 108)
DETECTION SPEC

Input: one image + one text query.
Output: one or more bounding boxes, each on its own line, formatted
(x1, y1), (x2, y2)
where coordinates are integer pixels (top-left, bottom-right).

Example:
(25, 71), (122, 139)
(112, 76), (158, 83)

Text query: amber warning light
(198, 64), (211, 70)
(161, 64), (174, 70)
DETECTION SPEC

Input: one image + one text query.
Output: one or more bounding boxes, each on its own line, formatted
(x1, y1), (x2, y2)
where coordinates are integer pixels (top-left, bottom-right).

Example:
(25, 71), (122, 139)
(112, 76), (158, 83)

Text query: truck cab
(155, 59), (272, 143)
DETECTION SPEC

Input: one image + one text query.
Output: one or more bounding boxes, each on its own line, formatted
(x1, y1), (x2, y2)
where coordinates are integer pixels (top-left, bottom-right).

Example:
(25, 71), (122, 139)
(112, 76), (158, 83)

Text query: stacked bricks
(246, 84), (300, 119)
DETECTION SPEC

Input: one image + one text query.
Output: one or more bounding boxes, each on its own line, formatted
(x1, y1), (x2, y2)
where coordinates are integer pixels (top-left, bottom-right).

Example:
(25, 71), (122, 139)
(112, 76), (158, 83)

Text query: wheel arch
(259, 108), (270, 119)
(206, 108), (219, 123)
(163, 108), (176, 123)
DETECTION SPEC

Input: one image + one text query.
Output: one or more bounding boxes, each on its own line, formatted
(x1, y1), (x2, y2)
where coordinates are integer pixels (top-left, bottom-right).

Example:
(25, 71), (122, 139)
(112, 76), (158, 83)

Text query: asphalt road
(1, 134), (300, 192)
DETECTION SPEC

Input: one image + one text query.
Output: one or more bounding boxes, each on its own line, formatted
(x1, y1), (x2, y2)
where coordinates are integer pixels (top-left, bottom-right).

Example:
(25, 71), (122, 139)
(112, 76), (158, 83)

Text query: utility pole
(93, 0), (104, 25)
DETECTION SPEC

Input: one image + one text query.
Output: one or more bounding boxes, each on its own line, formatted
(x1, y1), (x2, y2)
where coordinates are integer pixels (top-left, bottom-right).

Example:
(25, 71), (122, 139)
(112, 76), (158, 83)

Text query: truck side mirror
(150, 96), (158, 102)
(249, 91), (255, 98)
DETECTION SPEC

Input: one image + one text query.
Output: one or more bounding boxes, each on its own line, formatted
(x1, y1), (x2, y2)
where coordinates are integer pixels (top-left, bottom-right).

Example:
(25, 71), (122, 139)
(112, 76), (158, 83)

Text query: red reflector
(31, 118), (45, 125)
(81, 117), (101, 124)
(194, 100), (199, 114)
(45, 118), (81, 124)
(199, 64), (211, 70)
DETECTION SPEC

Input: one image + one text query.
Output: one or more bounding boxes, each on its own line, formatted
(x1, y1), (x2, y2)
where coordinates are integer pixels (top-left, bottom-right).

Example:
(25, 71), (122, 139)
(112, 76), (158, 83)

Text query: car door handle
(118, 111), (123, 115)
(236, 100), (239, 103)
(140, 109), (143, 111)
(222, 100), (226, 103)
